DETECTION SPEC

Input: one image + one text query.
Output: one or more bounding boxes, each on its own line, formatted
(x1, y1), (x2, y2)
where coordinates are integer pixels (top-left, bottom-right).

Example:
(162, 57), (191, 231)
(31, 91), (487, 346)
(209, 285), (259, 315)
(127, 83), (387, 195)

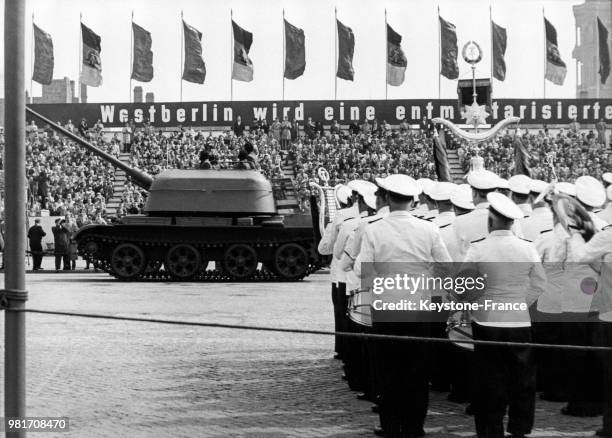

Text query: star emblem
(463, 102), (489, 128)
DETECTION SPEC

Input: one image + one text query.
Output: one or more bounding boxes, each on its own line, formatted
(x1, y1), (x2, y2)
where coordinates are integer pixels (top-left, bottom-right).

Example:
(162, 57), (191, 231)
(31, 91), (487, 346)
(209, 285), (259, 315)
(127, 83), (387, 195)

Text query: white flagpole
(30, 13), (34, 100)
(130, 11), (133, 103)
(282, 9), (286, 101)
(334, 7), (338, 101)
(180, 11), (184, 103)
(543, 7), (546, 99)
(230, 8), (234, 101)
(385, 9), (388, 100)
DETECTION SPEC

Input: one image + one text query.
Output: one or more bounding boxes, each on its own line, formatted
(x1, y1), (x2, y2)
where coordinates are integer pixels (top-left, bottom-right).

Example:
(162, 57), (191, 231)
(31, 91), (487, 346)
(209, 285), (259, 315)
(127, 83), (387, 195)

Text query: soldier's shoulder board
(603, 225), (611, 231)
(519, 237), (533, 243)
(470, 237), (485, 243)
(439, 223), (451, 229)
(540, 229), (552, 234)
(343, 216), (354, 222)
(368, 217), (383, 224)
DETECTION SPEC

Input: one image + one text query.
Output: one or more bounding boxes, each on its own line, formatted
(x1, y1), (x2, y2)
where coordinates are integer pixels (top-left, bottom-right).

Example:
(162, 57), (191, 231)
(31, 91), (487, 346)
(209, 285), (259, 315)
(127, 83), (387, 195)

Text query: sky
(0, 0), (600, 102)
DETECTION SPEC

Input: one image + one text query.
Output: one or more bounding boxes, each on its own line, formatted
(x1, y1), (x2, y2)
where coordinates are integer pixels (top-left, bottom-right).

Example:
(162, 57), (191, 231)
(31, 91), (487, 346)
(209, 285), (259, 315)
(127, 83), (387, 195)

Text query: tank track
(79, 232), (322, 282)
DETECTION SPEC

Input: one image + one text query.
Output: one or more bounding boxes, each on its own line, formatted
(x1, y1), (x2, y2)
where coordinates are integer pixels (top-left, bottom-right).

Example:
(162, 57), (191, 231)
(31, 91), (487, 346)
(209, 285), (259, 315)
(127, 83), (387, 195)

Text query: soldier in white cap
(333, 180), (377, 388)
(508, 175), (533, 217)
(603, 172), (612, 189)
(336, 187), (384, 403)
(520, 179), (553, 242)
(453, 170), (523, 262)
(414, 178), (437, 220)
(355, 174), (451, 437)
(567, 225), (612, 436)
(460, 192), (546, 438)
(575, 175), (609, 231)
(318, 184), (357, 360)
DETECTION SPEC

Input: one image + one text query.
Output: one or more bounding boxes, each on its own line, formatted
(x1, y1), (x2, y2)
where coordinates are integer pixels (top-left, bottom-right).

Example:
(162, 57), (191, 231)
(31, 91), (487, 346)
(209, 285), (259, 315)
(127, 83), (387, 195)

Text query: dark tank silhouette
(27, 108), (321, 281)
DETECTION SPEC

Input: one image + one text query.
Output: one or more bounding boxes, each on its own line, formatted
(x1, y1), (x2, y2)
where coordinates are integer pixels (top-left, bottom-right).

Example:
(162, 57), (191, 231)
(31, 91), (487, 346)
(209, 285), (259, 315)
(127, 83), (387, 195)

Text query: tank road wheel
(273, 243), (309, 280)
(165, 244), (201, 280)
(223, 244), (258, 280)
(110, 243), (146, 280)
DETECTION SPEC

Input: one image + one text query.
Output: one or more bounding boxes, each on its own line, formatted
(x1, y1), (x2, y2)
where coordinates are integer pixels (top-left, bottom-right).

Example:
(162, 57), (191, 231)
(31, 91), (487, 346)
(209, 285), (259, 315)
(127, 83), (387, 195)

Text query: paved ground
(0, 264), (602, 437)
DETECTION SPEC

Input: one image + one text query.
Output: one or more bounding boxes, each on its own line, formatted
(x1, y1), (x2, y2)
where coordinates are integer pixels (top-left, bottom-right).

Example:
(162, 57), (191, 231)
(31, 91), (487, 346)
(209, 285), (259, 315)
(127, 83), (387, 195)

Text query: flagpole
(180, 11), (184, 103)
(79, 12), (82, 102)
(489, 4), (493, 82)
(334, 7), (338, 101)
(230, 8), (234, 101)
(437, 6), (441, 100)
(543, 7), (546, 99)
(282, 9), (285, 101)
(597, 16), (601, 98)
(385, 8), (388, 100)
(30, 12), (34, 100)
(130, 11), (133, 103)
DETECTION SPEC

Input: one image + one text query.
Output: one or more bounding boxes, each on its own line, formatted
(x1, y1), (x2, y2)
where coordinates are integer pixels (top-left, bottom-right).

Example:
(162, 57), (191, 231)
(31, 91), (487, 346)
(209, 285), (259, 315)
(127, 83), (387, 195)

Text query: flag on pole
(131, 22), (153, 82)
(598, 17), (610, 85)
(433, 131), (452, 182)
(336, 19), (355, 81)
(182, 20), (206, 84)
(386, 24), (407, 86)
(232, 20), (254, 82)
(439, 16), (459, 80)
(513, 134), (531, 177)
(544, 18), (566, 85)
(80, 23), (102, 87)
(32, 24), (53, 85)
(491, 21), (507, 81)
(284, 19), (305, 80)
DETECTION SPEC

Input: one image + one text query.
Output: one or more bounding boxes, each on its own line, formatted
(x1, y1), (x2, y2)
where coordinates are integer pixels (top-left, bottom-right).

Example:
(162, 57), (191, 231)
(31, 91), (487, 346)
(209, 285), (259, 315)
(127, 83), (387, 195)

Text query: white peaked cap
(529, 179), (548, 194)
(487, 192), (524, 219)
(429, 182), (456, 201)
(603, 172), (612, 184)
(555, 182), (576, 197)
(379, 174), (422, 197)
(467, 170), (499, 190)
(336, 185), (352, 205)
(364, 193), (377, 210)
(575, 176), (606, 207)
(450, 184), (475, 210)
(416, 178), (435, 196)
(508, 175), (532, 195)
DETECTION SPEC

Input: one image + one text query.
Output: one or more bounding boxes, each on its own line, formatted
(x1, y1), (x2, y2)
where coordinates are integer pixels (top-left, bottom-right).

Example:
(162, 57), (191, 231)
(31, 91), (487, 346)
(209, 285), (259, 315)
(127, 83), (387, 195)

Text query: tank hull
(75, 222), (321, 281)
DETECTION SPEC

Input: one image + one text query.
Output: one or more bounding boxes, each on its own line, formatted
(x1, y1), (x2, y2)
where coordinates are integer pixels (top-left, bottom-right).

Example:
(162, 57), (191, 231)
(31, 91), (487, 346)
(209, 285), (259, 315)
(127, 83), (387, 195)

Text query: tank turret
(26, 107), (320, 281)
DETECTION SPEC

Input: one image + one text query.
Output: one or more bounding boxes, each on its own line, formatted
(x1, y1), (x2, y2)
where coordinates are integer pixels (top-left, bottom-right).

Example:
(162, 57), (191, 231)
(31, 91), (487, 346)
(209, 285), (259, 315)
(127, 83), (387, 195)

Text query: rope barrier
(13, 308), (612, 352)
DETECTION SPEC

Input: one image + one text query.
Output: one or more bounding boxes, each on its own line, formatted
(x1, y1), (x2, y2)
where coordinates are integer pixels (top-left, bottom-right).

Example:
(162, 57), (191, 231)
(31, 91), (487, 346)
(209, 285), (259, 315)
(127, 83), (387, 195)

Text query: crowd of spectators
(6, 115), (610, 221)
(458, 127), (612, 182)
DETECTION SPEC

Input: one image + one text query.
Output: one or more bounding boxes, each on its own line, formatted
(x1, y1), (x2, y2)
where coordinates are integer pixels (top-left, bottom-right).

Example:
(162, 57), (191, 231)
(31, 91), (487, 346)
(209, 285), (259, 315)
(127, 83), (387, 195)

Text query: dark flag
(232, 20), (254, 82)
(131, 22), (153, 82)
(544, 18), (567, 85)
(80, 23), (102, 87)
(439, 16), (459, 80)
(387, 24), (407, 86)
(336, 19), (355, 81)
(284, 19), (305, 80)
(598, 17), (610, 85)
(32, 24), (53, 85)
(491, 21), (507, 81)
(182, 20), (206, 84)
(513, 134), (531, 177)
(433, 131), (452, 182)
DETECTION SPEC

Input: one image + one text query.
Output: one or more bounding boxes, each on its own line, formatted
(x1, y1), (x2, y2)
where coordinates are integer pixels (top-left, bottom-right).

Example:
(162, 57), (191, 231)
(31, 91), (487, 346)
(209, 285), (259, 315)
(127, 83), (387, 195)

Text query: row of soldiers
(318, 164), (612, 438)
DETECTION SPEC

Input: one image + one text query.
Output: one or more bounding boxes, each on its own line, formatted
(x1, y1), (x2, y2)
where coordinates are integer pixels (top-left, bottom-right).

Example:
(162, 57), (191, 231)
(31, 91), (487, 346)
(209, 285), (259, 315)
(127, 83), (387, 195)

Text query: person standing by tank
(27, 218), (46, 270)
(280, 117), (292, 150)
(52, 218), (70, 271)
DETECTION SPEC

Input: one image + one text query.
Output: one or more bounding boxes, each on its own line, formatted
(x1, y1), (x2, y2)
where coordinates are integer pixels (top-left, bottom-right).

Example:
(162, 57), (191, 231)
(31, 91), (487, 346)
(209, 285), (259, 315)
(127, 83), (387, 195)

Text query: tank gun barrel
(26, 107), (153, 190)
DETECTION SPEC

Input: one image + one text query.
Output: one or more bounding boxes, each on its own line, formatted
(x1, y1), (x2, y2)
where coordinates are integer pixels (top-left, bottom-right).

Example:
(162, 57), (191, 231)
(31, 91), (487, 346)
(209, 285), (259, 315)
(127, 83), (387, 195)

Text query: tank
(27, 108), (322, 281)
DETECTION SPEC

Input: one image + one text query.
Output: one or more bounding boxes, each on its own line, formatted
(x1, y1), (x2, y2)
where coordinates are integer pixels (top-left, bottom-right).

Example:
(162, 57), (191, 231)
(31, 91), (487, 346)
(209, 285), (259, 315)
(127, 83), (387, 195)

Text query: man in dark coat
(52, 218), (70, 271)
(27, 218), (46, 270)
(233, 116), (245, 137)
